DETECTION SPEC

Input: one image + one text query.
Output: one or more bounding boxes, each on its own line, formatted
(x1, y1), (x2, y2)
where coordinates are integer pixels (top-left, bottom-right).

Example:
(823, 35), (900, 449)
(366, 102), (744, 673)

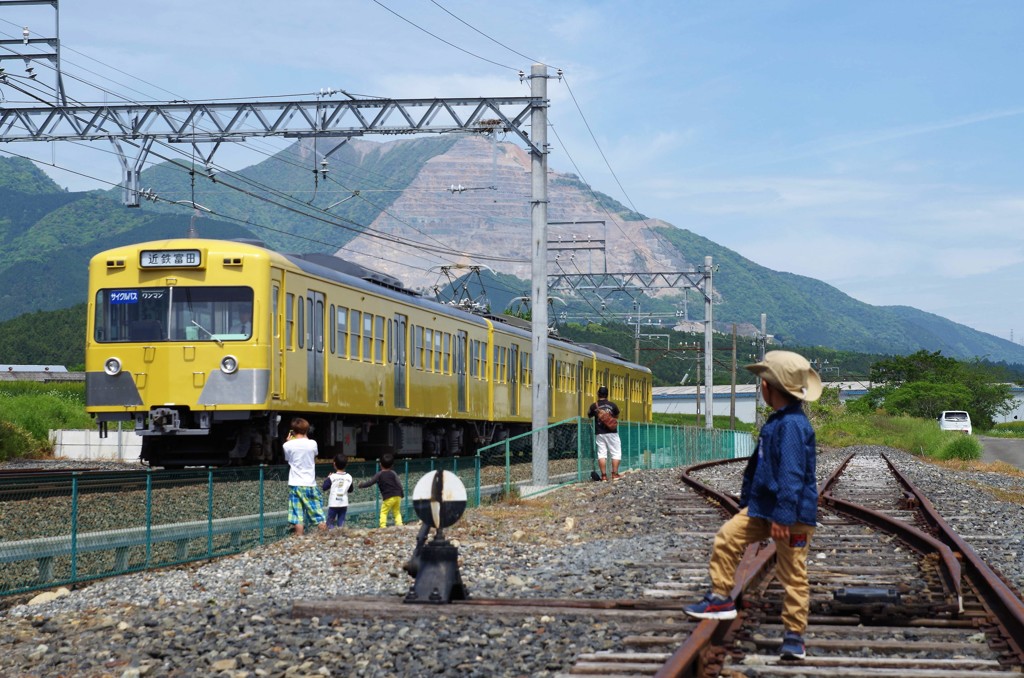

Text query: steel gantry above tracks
(0, 95), (540, 205)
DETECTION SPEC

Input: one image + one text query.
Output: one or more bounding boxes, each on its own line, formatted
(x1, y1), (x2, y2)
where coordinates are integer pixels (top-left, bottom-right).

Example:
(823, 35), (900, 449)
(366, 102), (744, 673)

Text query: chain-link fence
(0, 419), (750, 596)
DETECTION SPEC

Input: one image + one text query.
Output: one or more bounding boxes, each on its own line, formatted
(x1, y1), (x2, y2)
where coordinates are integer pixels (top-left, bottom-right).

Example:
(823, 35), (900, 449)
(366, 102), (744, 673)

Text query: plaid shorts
(288, 485), (325, 526)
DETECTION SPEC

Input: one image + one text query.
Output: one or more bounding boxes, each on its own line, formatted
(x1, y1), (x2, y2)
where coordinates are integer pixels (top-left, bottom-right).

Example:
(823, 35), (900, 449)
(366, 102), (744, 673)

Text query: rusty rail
(820, 452), (964, 613)
(882, 452), (1024, 664)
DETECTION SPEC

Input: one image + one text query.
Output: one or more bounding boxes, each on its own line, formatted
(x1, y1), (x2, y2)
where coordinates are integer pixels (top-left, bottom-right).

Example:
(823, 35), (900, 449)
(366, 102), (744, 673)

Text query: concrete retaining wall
(48, 429), (142, 462)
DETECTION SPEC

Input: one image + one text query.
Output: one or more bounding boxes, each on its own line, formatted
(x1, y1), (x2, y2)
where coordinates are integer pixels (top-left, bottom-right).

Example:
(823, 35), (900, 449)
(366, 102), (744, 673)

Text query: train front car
(86, 239), (276, 467)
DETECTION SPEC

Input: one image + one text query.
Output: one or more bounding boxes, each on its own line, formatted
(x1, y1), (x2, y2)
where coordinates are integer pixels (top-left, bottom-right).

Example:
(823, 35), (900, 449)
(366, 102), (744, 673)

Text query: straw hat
(745, 350), (822, 402)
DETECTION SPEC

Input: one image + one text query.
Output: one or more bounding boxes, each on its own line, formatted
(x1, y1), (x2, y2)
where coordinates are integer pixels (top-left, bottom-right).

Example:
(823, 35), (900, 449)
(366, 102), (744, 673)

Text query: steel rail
(657, 457), (773, 677)
(882, 452), (1024, 664)
(820, 452), (964, 613)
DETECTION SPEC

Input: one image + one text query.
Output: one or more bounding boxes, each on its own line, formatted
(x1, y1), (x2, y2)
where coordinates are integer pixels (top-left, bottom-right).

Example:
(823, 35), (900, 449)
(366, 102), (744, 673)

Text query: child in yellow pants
(358, 453), (405, 528)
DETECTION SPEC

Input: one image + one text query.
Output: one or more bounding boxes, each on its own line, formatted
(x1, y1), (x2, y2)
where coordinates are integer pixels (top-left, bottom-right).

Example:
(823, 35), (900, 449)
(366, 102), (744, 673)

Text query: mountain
(1, 138), (1023, 365)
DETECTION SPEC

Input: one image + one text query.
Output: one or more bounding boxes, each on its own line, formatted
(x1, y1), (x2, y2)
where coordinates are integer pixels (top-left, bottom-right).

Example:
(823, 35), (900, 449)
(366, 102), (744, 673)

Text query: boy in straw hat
(684, 350), (822, 661)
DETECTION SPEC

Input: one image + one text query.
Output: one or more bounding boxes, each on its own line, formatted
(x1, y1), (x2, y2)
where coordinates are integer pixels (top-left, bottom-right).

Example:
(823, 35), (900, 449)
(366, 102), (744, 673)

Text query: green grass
(0, 383), (93, 459)
(652, 412), (756, 433)
(816, 411), (981, 461)
(986, 421), (1024, 438)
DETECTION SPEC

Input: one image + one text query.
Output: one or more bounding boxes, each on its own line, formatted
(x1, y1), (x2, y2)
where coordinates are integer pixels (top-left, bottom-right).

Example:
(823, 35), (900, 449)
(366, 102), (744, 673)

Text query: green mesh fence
(0, 420), (750, 596)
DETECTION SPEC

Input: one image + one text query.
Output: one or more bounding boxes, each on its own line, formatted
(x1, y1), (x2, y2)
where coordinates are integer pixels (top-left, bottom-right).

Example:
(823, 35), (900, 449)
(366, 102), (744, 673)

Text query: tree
(858, 350), (1014, 429)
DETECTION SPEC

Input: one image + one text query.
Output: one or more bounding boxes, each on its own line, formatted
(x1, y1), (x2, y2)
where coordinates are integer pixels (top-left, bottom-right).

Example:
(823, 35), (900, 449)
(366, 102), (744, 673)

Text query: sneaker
(612, 473), (625, 481)
(683, 592), (737, 620)
(779, 630), (806, 660)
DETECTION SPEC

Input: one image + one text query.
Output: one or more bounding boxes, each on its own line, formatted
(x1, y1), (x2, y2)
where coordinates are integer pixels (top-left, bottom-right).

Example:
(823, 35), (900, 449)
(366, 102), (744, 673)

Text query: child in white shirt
(322, 453), (354, 529)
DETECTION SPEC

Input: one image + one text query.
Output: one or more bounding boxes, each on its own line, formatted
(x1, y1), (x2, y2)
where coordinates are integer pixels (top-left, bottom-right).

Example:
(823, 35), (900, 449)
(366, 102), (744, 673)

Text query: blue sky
(2, 1), (1022, 342)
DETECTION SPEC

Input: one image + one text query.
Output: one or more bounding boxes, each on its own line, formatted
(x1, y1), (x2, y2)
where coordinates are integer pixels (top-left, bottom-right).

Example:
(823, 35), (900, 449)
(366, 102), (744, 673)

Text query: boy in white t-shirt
(283, 417), (326, 535)
(322, 454), (354, 529)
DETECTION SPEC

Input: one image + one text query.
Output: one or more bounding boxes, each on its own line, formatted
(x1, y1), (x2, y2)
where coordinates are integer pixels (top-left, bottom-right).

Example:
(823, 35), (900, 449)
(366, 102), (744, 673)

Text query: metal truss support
(0, 0), (66, 105)
(110, 137), (154, 207)
(547, 258), (717, 428)
(0, 94), (538, 207)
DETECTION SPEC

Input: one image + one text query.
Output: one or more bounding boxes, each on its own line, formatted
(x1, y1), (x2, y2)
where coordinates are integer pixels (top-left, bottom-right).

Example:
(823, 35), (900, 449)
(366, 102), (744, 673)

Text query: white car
(938, 410), (972, 435)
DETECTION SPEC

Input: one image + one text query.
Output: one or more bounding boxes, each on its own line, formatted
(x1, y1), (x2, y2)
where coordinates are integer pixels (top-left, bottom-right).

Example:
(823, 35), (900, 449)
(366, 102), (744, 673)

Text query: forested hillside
(2, 140), (1024, 366)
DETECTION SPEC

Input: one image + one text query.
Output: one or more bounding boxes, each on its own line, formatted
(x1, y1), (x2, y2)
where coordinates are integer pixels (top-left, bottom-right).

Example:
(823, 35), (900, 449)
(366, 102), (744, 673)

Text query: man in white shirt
(283, 417), (326, 535)
(232, 309), (252, 336)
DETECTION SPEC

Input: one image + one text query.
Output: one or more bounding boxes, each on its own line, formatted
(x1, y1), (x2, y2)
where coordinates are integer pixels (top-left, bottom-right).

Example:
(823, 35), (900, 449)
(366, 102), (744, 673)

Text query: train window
(315, 298), (324, 353)
(362, 313), (372, 362)
(469, 340), (477, 377)
(433, 330), (441, 373)
(273, 286), (280, 339)
(521, 351), (531, 386)
(329, 304), (335, 354)
(443, 333), (451, 373)
(349, 310), (361, 359)
(425, 328), (434, 371)
(306, 297), (315, 352)
(93, 286), (253, 343)
(297, 298), (305, 349)
(286, 293), (294, 349)
(481, 341), (488, 380)
(415, 325), (424, 369)
(336, 307), (348, 358)
(387, 319), (393, 363)
(375, 315), (385, 364)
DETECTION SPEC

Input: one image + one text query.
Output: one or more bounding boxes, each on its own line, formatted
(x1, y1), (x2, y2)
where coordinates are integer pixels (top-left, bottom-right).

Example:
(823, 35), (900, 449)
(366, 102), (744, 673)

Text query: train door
(509, 344), (519, 416)
(547, 353), (555, 418)
(576, 360), (585, 415)
(394, 313), (407, 409)
(307, 290), (325, 403)
(456, 330), (468, 412)
(271, 274), (283, 399)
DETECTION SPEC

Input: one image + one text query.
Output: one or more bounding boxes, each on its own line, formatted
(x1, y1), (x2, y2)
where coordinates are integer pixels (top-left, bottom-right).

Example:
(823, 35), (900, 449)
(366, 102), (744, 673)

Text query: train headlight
(220, 355), (239, 374)
(103, 357), (122, 376)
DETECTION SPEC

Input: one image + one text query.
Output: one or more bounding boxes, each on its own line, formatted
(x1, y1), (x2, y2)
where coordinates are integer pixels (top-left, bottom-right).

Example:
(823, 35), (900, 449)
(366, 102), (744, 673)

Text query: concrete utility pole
(703, 256), (714, 429)
(529, 64), (549, 485)
(730, 324), (737, 430)
(755, 313), (767, 428)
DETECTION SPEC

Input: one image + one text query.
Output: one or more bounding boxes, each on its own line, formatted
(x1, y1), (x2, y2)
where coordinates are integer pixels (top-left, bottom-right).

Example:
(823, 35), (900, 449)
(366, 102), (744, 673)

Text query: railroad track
(292, 449), (1024, 677)
(666, 450), (1024, 677)
(0, 466), (261, 501)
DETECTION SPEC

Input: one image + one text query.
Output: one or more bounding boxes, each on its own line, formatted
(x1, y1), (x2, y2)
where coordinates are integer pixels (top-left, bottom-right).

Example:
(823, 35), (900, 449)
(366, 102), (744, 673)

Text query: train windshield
(94, 286), (254, 343)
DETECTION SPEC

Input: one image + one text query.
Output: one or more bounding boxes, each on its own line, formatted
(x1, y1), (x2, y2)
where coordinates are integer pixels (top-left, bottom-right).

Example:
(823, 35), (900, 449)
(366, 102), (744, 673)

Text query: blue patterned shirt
(740, 402), (818, 526)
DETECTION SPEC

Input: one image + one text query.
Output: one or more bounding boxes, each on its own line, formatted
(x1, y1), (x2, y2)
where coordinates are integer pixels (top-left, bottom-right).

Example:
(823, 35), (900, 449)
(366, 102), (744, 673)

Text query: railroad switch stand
(404, 533), (468, 604)
(404, 470), (469, 605)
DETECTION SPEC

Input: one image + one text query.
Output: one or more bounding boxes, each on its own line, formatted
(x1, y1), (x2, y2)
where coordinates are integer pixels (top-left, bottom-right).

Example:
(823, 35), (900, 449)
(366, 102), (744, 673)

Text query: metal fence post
(504, 438), (512, 494)
(475, 455), (481, 508)
(70, 473), (79, 581)
(145, 469), (153, 566)
(576, 417), (583, 482)
(258, 465), (266, 545)
(207, 469), (214, 557)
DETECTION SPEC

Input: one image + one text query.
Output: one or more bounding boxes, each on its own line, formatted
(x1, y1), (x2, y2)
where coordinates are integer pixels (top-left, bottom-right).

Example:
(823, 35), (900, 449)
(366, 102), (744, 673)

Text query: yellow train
(85, 238), (652, 466)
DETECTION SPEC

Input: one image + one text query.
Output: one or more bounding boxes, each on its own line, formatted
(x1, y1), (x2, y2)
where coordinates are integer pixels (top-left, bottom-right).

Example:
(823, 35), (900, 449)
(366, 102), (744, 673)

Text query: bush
(0, 393), (93, 442)
(0, 420), (43, 461)
(940, 434), (982, 461)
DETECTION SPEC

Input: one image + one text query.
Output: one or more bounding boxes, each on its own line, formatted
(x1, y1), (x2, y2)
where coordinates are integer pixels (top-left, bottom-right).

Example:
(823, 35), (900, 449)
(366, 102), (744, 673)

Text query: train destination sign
(140, 249), (201, 268)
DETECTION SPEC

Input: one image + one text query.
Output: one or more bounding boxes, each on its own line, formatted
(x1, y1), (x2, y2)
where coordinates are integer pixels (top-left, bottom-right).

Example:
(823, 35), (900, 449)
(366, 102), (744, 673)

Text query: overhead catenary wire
(2, 11), (674, 316)
(368, 0), (521, 72)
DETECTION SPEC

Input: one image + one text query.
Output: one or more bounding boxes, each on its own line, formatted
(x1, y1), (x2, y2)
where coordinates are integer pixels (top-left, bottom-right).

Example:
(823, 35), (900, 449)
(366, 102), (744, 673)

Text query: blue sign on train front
(109, 290), (138, 304)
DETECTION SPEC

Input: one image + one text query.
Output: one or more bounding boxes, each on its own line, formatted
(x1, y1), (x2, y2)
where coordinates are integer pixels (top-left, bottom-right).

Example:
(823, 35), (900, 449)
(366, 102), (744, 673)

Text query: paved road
(979, 436), (1024, 470)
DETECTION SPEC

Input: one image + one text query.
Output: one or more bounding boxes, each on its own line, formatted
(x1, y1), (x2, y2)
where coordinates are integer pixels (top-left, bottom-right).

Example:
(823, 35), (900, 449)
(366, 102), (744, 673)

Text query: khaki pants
(709, 508), (815, 633)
